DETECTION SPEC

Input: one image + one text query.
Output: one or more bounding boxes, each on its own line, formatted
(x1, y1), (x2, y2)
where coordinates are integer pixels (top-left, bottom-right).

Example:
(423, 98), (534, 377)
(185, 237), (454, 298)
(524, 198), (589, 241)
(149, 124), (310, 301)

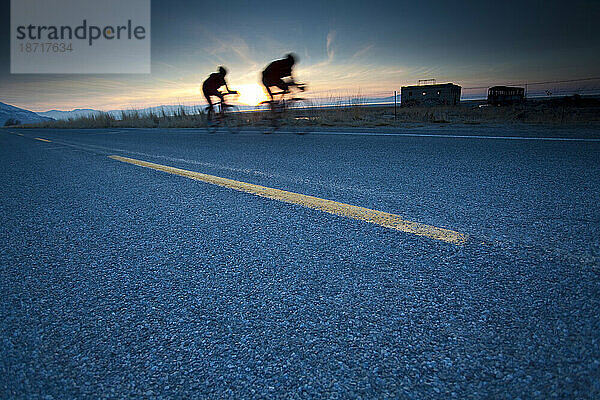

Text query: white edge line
(311, 131), (600, 142)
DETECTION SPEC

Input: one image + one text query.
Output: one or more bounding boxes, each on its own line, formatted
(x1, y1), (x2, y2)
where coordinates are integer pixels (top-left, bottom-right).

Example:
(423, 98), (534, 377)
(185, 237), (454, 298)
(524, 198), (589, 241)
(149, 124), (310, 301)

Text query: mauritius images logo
(11, 0), (150, 74)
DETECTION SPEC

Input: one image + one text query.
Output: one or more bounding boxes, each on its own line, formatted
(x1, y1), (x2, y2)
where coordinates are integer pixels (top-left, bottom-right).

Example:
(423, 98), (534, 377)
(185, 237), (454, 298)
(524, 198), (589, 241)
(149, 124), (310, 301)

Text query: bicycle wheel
(259, 101), (280, 134)
(288, 99), (315, 135)
(206, 108), (219, 134)
(222, 106), (241, 134)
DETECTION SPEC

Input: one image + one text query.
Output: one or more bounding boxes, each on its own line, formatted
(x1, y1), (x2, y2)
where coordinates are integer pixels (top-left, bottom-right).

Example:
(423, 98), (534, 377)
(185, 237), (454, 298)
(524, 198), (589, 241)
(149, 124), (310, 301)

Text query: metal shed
(487, 86), (525, 105)
(400, 83), (462, 106)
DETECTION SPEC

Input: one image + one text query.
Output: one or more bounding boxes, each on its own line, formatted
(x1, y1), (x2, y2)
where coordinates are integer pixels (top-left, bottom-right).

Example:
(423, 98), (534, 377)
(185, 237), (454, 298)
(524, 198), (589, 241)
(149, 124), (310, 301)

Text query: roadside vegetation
(21, 96), (600, 129)
(4, 118), (21, 126)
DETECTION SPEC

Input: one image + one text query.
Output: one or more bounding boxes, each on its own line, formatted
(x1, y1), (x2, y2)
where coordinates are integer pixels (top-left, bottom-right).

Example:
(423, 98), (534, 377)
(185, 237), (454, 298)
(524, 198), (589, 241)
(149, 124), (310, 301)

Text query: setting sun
(235, 83), (268, 106)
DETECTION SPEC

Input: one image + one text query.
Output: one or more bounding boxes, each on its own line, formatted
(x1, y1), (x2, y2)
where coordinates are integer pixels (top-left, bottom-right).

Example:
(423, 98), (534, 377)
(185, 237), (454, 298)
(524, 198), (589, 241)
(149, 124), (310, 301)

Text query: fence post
(394, 91), (397, 122)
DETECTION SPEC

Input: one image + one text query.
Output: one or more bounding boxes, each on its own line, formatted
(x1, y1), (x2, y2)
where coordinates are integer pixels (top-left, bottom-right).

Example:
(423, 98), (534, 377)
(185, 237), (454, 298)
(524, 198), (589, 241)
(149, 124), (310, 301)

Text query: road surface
(1, 127), (599, 398)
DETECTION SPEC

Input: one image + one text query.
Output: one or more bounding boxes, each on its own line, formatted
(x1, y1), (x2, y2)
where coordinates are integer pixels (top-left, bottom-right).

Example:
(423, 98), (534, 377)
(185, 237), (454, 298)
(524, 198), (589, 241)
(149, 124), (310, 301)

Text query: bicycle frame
(205, 92), (239, 133)
(259, 86), (311, 134)
(261, 91), (307, 119)
(206, 92), (237, 120)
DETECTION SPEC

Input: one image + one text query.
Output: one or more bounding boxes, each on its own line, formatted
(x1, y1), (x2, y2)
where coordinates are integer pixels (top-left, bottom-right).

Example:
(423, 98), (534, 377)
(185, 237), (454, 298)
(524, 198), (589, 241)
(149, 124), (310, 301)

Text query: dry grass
(28, 106), (208, 129)
(23, 97), (600, 129)
(307, 99), (600, 126)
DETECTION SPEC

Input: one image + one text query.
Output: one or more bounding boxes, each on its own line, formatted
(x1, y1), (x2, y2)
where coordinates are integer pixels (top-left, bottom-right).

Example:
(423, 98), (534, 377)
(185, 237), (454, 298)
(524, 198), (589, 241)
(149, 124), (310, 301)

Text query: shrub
(4, 118), (21, 126)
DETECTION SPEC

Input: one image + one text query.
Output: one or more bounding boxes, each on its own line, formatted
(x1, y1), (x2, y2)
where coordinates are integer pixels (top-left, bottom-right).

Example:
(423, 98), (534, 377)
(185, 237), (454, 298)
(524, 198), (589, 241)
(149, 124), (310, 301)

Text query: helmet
(218, 66), (227, 75)
(286, 53), (297, 65)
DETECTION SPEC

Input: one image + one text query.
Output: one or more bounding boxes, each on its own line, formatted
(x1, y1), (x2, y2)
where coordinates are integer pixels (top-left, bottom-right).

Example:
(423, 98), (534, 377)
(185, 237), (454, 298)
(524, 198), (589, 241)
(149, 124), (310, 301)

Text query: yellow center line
(34, 137), (52, 142)
(109, 155), (468, 245)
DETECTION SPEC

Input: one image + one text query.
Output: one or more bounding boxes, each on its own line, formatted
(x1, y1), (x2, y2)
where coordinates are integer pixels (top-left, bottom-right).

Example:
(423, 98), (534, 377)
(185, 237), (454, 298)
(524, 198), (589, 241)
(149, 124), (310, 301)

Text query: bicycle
(205, 91), (240, 134)
(259, 85), (314, 135)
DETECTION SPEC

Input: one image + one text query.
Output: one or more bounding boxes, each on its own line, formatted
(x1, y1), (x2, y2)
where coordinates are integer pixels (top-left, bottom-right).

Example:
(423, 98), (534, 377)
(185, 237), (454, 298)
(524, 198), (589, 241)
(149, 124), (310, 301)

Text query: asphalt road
(1, 127), (599, 399)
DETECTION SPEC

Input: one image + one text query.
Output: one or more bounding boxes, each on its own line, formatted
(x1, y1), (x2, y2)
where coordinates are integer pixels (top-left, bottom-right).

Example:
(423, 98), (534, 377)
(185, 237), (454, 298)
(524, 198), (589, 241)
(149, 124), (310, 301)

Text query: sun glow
(235, 83), (268, 106)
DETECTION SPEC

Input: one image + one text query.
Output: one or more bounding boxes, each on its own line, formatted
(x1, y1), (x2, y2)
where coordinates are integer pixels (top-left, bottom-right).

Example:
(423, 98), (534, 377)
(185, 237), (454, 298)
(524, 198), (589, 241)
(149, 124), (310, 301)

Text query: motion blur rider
(202, 66), (237, 115)
(261, 53), (305, 101)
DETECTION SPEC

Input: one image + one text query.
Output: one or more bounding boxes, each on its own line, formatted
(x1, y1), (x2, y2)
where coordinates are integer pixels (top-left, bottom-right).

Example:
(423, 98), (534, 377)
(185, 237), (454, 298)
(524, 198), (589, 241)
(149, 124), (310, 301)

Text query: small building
(401, 83), (462, 106)
(487, 86), (524, 105)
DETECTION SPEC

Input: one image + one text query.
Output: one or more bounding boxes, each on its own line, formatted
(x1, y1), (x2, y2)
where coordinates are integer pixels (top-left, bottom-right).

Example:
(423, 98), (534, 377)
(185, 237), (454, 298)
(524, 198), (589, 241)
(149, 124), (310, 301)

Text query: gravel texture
(1, 127), (599, 399)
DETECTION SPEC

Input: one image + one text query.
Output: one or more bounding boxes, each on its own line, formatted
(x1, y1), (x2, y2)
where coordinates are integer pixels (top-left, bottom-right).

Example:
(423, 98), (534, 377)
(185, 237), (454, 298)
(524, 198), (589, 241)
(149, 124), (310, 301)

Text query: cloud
(326, 30), (336, 62)
(352, 44), (374, 58)
(301, 30), (337, 75)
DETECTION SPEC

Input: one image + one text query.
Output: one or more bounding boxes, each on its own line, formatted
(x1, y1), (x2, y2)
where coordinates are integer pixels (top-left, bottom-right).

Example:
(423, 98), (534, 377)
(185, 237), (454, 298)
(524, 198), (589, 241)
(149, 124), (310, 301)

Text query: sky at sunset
(1, 0), (599, 111)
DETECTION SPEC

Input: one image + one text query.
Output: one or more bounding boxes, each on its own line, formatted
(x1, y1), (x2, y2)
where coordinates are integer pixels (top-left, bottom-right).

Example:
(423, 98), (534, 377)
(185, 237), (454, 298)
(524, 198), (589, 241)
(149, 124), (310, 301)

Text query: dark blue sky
(1, 0), (599, 110)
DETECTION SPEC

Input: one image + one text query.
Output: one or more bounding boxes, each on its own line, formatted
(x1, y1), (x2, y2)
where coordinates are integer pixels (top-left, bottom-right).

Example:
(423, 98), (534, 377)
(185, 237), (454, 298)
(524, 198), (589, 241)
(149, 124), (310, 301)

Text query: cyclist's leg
(272, 80), (290, 110)
(203, 89), (214, 120)
(262, 75), (274, 101)
(273, 78), (289, 94)
(216, 92), (225, 116)
(272, 79), (290, 113)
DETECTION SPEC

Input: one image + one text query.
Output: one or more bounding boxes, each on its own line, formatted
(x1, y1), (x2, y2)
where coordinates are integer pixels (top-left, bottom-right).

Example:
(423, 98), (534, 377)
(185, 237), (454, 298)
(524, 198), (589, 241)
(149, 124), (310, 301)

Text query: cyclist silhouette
(261, 53), (305, 101)
(202, 66), (236, 114)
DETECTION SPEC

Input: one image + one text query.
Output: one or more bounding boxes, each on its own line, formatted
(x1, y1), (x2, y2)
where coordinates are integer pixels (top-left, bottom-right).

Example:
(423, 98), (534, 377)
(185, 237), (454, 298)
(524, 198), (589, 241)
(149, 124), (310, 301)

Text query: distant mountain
(0, 102), (54, 126)
(37, 108), (101, 120)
